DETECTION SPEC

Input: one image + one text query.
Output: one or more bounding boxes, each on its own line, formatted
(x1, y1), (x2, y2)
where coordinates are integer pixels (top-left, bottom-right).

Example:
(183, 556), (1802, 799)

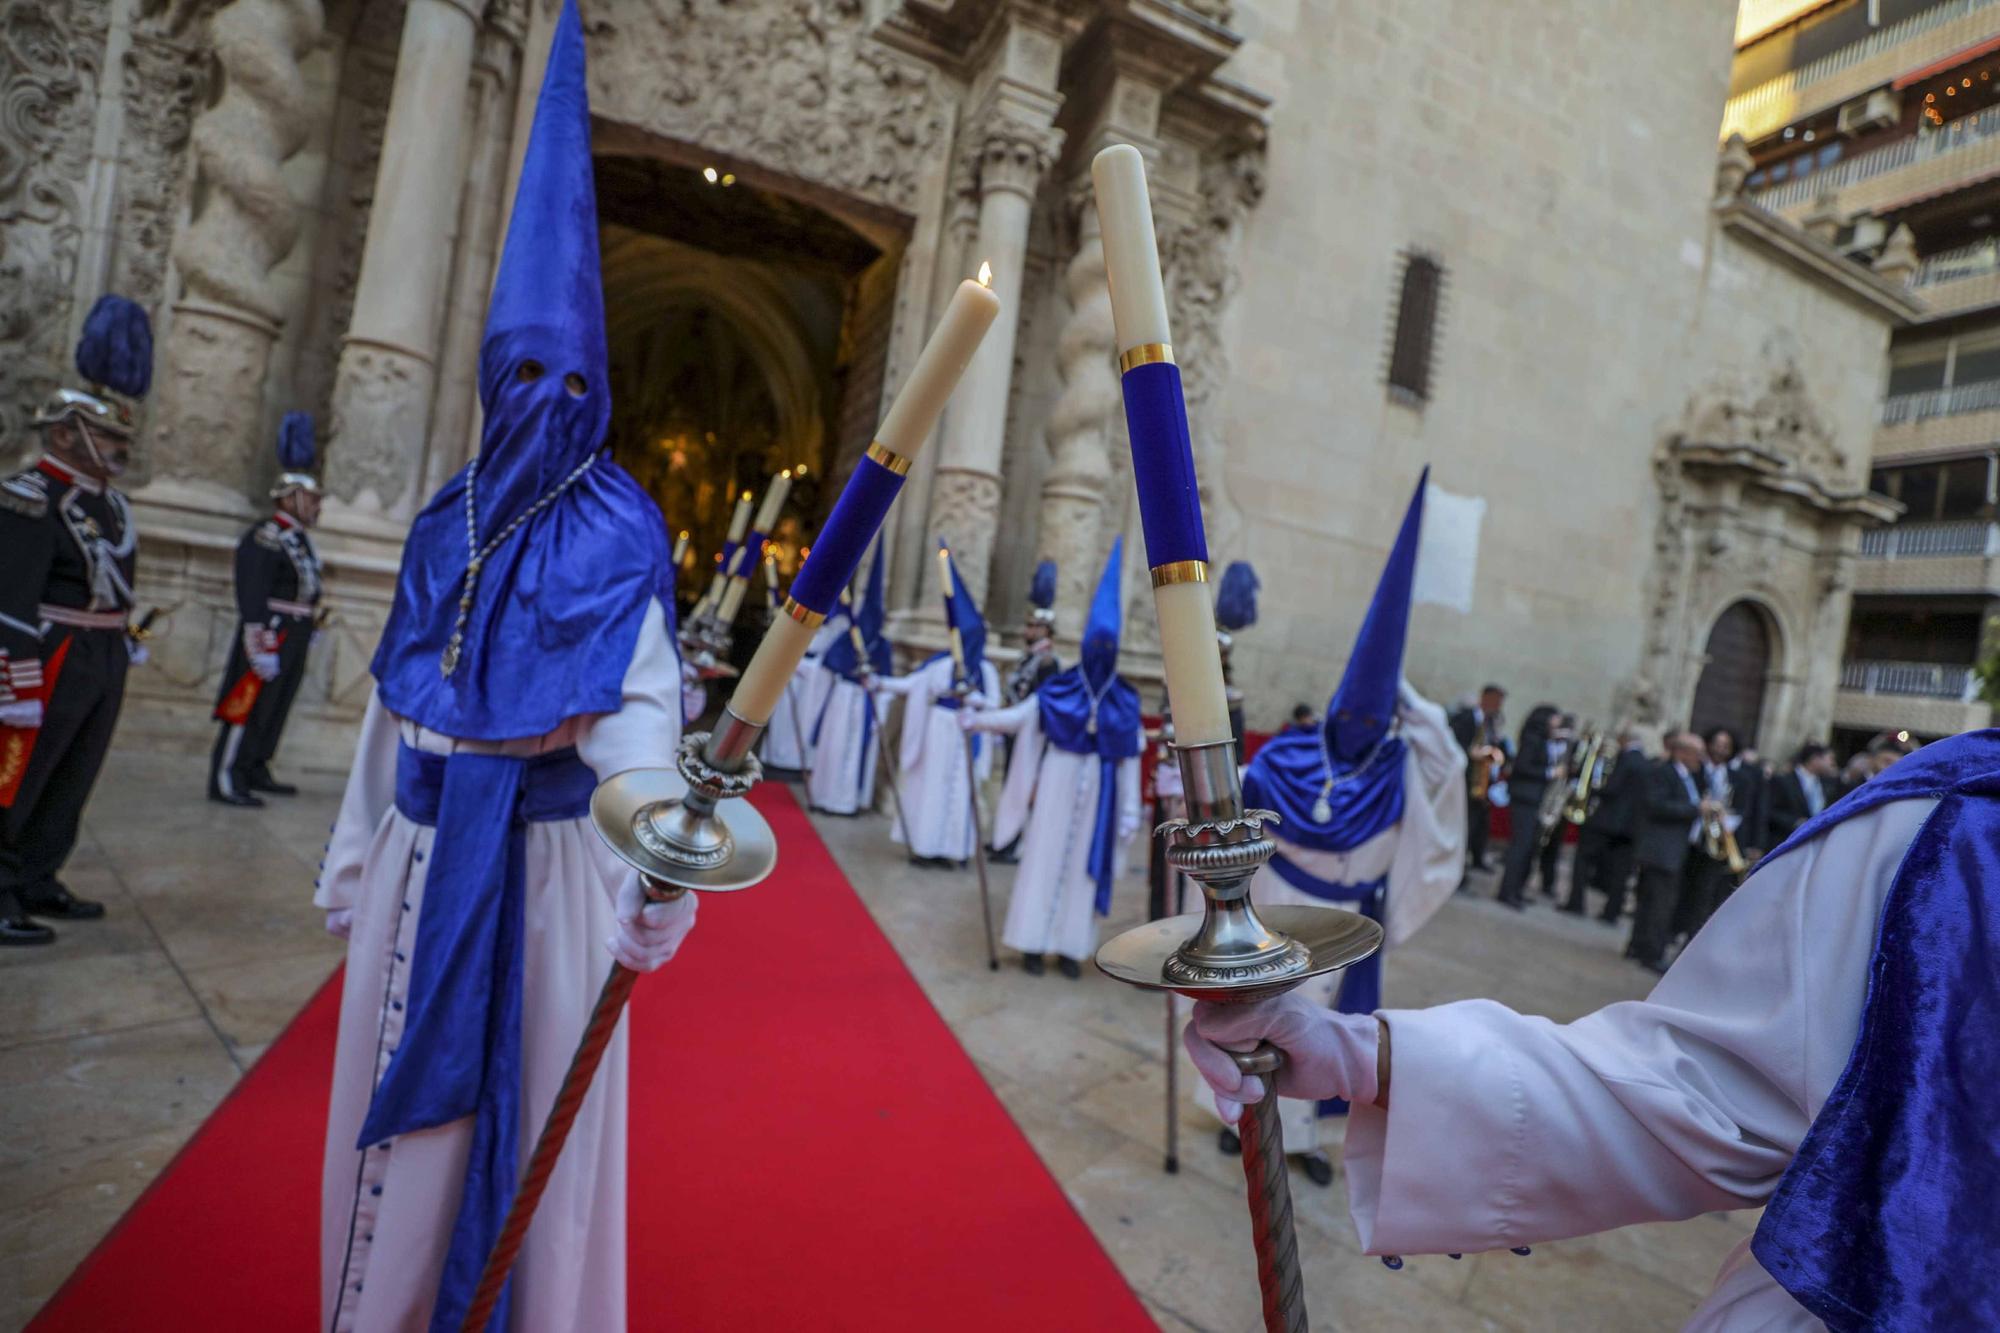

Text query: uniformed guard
(0, 294), (153, 946)
(1006, 559), (1062, 705)
(208, 411), (325, 806)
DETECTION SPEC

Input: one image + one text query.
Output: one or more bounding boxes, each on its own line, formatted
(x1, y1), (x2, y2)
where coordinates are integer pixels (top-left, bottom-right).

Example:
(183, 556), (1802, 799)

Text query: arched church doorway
(1689, 600), (1774, 747)
(591, 149), (902, 623)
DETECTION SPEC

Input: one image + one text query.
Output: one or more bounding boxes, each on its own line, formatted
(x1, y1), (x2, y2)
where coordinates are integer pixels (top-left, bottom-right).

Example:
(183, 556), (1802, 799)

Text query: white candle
(731, 613), (814, 723)
(671, 529), (690, 568)
(1091, 143), (1231, 746)
(729, 279), (999, 728)
(1091, 144), (1173, 354)
(1154, 582), (1231, 745)
(725, 490), (754, 545)
(875, 277), (1001, 459)
(752, 469), (792, 533)
(718, 570), (753, 622)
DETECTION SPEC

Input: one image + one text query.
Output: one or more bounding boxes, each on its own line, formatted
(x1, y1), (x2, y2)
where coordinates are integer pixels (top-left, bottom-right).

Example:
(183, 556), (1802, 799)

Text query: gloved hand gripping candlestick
(458, 272), (1000, 1333)
(1087, 144), (1383, 1333)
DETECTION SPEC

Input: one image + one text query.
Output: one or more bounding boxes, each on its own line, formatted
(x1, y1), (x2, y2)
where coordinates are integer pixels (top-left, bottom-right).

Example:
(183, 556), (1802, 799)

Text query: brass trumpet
(1701, 783), (1747, 874)
(1562, 731), (1608, 825)
(1468, 744), (1501, 801)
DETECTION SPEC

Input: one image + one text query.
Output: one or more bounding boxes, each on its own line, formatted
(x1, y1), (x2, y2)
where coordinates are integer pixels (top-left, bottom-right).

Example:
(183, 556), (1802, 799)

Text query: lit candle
(725, 490), (754, 545)
(698, 490), (757, 615)
(752, 469), (792, 533)
(672, 529), (690, 568)
(731, 276), (1000, 724)
(1091, 144), (1231, 746)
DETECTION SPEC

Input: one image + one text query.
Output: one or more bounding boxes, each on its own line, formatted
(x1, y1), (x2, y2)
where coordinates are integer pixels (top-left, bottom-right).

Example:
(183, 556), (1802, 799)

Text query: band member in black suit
(1494, 702), (1560, 909)
(1628, 731), (1709, 972)
(1673, 726), (1764, 936)
(1767, 742), (1836, 842)
(1448, 683), (1507, 873)
(1561, 725), (1651, 922)
(1533, 712), (1578, 897)
(1706, 727), (1769, 860)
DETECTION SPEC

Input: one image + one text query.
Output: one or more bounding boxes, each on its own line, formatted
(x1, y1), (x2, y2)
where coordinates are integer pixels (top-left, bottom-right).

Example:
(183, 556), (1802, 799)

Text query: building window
(1385, 252), (1444, 406)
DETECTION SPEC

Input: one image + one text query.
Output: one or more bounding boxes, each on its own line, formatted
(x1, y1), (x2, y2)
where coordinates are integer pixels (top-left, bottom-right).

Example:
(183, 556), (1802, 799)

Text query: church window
(1385, 251), (1444, 407)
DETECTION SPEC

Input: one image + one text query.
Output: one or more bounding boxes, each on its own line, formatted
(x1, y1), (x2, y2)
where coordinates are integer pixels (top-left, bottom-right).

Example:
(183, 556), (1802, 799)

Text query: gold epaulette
(253, 521), (284, 550)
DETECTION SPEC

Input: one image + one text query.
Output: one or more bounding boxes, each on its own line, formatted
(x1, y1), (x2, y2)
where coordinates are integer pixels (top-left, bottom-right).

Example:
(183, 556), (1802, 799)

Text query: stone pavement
(0, 746), (1752, 1331)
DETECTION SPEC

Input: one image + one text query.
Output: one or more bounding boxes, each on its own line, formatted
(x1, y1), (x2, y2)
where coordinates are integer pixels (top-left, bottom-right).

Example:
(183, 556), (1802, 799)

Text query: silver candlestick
(1096, 737), (1381, 1333)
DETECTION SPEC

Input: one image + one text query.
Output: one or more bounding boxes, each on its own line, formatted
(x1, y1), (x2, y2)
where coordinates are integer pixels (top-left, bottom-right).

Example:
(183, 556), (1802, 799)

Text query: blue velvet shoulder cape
(1749, 729), (2000, 1331)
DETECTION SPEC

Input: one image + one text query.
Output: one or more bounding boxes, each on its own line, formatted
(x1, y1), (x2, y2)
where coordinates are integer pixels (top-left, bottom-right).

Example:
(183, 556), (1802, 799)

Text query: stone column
(323, 0), (481, 527)
(145, 0), (324, 508)
(1036, 190), (1120, 642)
(422, 16), (525, 498)
(924, 118), (1059, 609)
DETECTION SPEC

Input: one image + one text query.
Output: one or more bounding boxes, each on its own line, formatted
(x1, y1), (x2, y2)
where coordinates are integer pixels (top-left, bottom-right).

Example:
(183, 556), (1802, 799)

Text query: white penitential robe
(1190, 686), (1466, 1151)
(873, 654), (1000, 861)
(804, 671), (882, 816)
(983, 699), (1142, 962)
(1343, 795), (1934, 1330)
(313, 598), (680, 1333)
(761, 621), (842, 770)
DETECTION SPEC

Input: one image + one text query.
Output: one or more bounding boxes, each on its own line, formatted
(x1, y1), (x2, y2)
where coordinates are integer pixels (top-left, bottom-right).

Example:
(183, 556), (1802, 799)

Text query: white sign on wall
(1414, 485), (1483, 614)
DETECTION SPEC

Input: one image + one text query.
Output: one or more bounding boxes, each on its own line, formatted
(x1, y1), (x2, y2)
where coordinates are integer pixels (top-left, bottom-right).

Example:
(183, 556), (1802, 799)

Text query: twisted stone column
(1036, 194), (1118, 641)
(147, 0), (324, 499)
(324, 0), (481, 526)
(925, 119), (1058, 609)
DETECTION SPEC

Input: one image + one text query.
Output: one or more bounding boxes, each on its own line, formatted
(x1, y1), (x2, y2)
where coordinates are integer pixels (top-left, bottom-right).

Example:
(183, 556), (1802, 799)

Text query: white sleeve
(971, 698), (1037, 736)
(871, 671), (919, 697)
(1344, 796), (1934, 1256)
(990, 706), (1045, 849)
(576, 598), (683, 781)
(1117, 753), (1142, 835)
(1383, 687), (1469, 948)
(314, 688), (399, 911)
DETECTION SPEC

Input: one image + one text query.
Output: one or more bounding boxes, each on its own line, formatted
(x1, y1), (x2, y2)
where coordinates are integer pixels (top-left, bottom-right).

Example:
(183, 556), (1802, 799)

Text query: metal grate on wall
(1384, 250), (1446, 407)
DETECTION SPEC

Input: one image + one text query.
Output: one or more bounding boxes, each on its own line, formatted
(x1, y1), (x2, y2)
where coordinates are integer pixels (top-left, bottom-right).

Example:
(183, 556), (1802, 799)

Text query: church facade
(3, 0), (1924, 764)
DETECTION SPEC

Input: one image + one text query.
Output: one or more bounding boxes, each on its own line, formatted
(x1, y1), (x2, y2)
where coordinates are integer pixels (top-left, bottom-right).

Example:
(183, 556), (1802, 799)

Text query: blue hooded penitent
(370, 0), (672, 742)
(1215, 560), (1260, 634)
(1036, 537), (1142, 914)
(1745, 728), (2000, 1332)
(357, 7), (673, 1330)
(1244, 470), (1428, 855)
(75, 295), (154, 400)
(276, 411), (315, 471)
(822, 545), (890, 681)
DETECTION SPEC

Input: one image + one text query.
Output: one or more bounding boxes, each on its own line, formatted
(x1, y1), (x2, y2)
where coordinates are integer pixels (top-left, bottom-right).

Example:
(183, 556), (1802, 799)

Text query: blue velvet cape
(1242, 729), (1406, 853)
(1748, 729), (2000, 1331)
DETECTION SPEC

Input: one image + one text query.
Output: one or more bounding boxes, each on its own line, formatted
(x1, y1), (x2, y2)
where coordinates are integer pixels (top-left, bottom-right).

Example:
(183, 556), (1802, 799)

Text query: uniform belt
(267, 598), (315, 618)
(39, 605), (126, 630)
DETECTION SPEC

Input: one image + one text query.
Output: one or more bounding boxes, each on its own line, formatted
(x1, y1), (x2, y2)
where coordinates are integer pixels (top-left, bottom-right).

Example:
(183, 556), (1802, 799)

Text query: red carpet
(31, 784), (1153, 1331)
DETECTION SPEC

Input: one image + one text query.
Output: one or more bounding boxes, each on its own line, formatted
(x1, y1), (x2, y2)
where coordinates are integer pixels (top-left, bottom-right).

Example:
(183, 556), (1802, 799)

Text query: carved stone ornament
(929, 467), (1003, 606)
(1674, 330), (1847, 488)
(0, 0), (108, 446)
(327, 342), (432, 511)
(973, 118), (1061, 201)
(587, 0), (950, 215)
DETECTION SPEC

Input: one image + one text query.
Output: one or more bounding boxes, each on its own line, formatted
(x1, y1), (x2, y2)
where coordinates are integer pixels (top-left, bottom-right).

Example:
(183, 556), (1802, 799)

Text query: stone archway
(1690, 600), (1778, 746)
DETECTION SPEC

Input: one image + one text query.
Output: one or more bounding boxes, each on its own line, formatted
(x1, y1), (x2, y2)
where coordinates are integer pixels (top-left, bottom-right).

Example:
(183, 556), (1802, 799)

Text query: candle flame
(795, 463), (807, 476)
(781, 468), (792, 479)
(741, 491), (753, 503)
(977, 261), (992, 288)
(678, 529), (688, 539)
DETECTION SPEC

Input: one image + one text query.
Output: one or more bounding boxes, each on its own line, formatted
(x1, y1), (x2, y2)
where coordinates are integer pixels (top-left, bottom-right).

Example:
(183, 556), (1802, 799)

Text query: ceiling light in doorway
(722, 173), (737, 186)
(703, 166), (719, 183)
(978, 261), (993, 287)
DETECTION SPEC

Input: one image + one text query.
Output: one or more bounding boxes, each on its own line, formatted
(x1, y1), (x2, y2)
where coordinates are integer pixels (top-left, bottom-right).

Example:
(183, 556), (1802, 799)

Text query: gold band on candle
(780, 597), (826, 628)
(1150, 559), (1209, 588)
(865, 441), (913, 476)
(1118, 343), (1176, 374)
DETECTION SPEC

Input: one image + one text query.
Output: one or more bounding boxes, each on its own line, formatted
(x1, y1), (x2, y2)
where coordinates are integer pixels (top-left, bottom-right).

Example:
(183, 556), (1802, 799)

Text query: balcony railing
(1839, 658), (1981, 700)
(1914, 237), (2000, 288)
(1859, 518), (2000, 556)
(1725, 0), (2000, 142)
(1881, 378), (2000, 423)
(1753, 103), (2000, 211)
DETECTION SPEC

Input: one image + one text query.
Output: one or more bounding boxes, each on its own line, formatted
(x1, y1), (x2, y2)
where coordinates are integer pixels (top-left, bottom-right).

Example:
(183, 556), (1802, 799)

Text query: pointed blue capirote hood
(1325, 468), (1427, 763)
(472, 0), (608, 534)
(1082, 536), (1122, 687)
(1216, 560), (1259, 632)
(939, 541), (986, 686)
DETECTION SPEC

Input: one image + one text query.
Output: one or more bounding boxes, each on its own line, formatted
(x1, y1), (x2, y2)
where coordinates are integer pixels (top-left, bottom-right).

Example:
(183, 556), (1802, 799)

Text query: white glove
(126, 640), (150, 666)
(0, 699), (44, 728)
(607, 875), (699, 973)
(1397, 677), (1421, 714)
(325, 908), (354, 940)
(1117, 816), (1140, 843)
(251, 652), (281, 681)
(957, 707), (985, 732)
(963, 690), (991, 709)
(1183, 992), (1381, 1125)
